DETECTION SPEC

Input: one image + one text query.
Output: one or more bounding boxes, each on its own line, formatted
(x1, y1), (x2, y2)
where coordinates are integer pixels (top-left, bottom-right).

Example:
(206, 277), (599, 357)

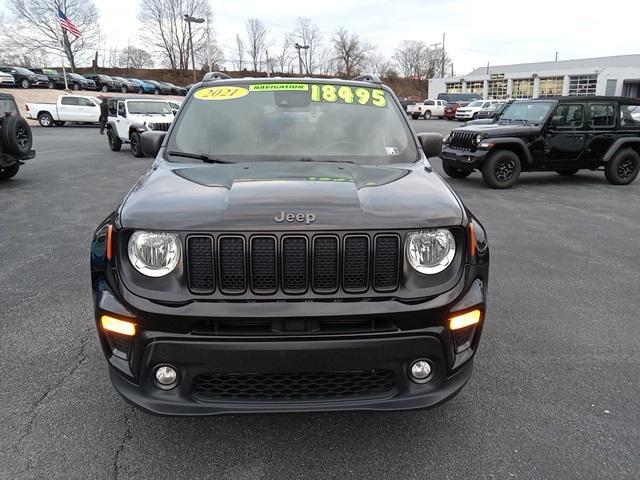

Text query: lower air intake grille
(187, 236), (214, 293)
(191, 370), (396, 401)
(218, 236), (246, 293)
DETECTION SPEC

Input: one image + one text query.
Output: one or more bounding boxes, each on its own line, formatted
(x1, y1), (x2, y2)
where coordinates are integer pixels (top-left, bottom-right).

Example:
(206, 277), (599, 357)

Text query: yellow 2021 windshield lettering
(194, 86), (249, 100)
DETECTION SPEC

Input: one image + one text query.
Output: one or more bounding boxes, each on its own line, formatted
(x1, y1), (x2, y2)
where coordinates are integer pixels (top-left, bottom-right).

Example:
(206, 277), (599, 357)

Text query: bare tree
(138, 0), (212, 72)
(118, 46), (154, 69)
(332, 28), (373, 77)
(3, 0), (101, 70)
(368, 51), (394, 78)
(274, 33), (293, 74)
(392, 40), (450, 80)
(234, 34), (245, 70)
(245, 18), (268, 72)
(316, 47), (336, 76)
(290, 17), (321, 74)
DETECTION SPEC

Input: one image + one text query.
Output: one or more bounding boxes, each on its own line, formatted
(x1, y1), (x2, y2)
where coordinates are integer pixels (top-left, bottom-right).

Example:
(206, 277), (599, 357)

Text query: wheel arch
(483, 138), (533, 167)
(602, 138), (640, 163)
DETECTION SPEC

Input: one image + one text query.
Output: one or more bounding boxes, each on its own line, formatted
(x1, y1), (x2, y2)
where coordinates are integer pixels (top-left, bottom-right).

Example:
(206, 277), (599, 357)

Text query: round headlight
(147, 122), (155, 130)
(475, 134), (483, 144)
(443, 134), (451, 144)
(128, 231), (181, 277)
(406, 229), (456, 274)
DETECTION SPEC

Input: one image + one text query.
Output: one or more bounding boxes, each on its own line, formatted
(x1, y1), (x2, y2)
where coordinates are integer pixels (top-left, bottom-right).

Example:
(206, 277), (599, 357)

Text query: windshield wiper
(299, 157), (356, 164)
(167, 151), (234, 164)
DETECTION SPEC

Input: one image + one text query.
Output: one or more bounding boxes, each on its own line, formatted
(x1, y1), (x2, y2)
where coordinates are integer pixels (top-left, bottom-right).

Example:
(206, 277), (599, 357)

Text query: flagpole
(54, 2), (69, 90)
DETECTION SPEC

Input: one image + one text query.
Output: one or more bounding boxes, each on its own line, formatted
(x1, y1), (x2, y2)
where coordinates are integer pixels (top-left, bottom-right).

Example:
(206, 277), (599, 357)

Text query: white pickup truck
(26, 94), (102, 127)
(407, 99), (447, 120)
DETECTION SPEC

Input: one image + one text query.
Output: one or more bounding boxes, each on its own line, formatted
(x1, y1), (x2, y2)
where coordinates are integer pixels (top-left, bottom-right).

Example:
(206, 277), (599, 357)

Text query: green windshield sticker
(249, 83), (309, 91)
(310, 85), (387, 108)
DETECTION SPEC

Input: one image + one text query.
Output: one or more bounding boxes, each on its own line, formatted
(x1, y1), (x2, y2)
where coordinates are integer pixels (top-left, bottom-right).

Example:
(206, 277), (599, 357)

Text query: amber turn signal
(449, 309), (481, 331)
(469, 222), (477, 257)
(101, 315), (136, 336)
(106, 224), (114, 261)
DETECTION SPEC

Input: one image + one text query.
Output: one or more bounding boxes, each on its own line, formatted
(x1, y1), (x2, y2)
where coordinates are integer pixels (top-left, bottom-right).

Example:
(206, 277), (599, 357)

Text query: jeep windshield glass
(127, 101), (171, 114)
(167, 82), (418, 164)
(498, 101), (554, 124)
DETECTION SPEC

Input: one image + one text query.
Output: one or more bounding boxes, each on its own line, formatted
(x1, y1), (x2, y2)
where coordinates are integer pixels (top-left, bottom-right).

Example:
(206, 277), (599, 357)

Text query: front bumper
(455, 112), (474, 119)
(93, 260), (488, 415)
(440, 147), (489, 169)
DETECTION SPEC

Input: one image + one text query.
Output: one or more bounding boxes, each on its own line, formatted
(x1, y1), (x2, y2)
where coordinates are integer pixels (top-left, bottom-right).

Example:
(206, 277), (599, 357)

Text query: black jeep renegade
(441, 96), (640, 188)
(91, 75), (489, 415)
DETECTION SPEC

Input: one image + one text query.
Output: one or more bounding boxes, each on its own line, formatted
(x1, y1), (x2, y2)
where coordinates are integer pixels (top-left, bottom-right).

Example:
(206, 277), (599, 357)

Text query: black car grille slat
(450, 131), (476, 151)
(282, 236), (308, 293)
(218, 236), (246, 293)
(312, 236), (339, 293)
(374, 235), (400, 291)
(186, 232), (401, 296)
(251, 236), (277, 293)
(187, 236), (215, 293)
(343, 235), (369, 292)
(191, 370), (396, 401)
(150, 123), (171, 131)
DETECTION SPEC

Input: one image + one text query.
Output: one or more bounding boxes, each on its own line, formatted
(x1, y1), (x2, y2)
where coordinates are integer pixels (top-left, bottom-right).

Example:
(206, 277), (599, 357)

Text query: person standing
(98, 96), (109, 135)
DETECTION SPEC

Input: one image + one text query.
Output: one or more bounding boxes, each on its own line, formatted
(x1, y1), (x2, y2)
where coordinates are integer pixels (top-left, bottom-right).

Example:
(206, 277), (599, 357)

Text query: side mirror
(141, 131), (166, 158)
(417, 132), (442, 158)
(172, 109), (178, 115)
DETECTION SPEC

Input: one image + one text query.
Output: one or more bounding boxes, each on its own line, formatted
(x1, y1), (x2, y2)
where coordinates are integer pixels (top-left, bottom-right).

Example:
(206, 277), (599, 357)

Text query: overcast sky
(5, 0), (640, 74)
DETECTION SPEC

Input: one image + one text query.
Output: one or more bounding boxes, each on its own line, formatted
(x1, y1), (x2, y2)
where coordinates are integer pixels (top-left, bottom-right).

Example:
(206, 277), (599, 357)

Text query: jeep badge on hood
(274, 211), (316, 225)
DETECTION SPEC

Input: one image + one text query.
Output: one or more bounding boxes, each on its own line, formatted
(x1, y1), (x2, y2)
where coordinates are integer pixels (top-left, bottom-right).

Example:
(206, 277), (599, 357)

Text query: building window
(539, 77), (564, 98)
(446, 82), (462, 93)
(487, 79), (507, 99)
(512, 79), (534, 99)
(466, 81), (484, 95)
(569, 75), (597, 96)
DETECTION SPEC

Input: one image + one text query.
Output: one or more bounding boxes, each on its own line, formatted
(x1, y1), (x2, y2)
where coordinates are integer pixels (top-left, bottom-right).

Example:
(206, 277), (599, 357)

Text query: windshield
(69, 74), (83, 80)
(127, 101), (171, 114)
(498, 101), (554, 124)
(167, 82), (417, 164)
(0, 98), (19, 116)
(468, 101), (483, 108)
(15, 67), (34, 75)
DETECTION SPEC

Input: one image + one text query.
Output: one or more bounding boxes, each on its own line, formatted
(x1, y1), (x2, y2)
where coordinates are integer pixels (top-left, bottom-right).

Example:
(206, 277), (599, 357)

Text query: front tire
(101, 85), (108, 93)
(130, 132), (145, 158)
(423, 110), (432, 120)
(0, 164), (19, 181)
(48, 81), (54, 89)
(605, 148), (640, 185)
(21, 78), (30, 89)
(73, 83), (80, 91)
(107, 130), (122, 151)
(154, 89), (160, 95)
(121, 86), (128, 94)
(38, 113), (54, 127)
(443, 162), (472, 179)
(472, 112), (478, 120)
(482, 150), (521, 189)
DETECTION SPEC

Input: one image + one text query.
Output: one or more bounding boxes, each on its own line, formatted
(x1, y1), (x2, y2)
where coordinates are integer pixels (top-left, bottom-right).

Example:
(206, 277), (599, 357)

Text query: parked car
(0, 92), (35, 180)
(144, 80), (172, 95)
(465, 100), (514, 126)
(83, 74), (116, 92)
(454, 100), (502, 121)
(63, 73), (90, 91)
(437, 93), (482, 103)
(91, 75), (490, 415)
(407, 99), (447, 119)
(162, 82), (187, 96)
(105, 97), (174, 156)
(127, 78), (156, 94)
(441, 96), (640, 188)
(444, 101), (469, 120)
(110, 77), (140, 94)
(30, 68), (65, 89)
(0, 66), (42, 89)
(0, 71), (15, 87)
(26, 94), (102, 127)
(477, 100), (508, 119)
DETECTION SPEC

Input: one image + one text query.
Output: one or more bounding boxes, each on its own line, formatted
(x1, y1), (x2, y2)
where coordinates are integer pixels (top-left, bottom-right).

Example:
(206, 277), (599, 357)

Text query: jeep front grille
(186, 232), (401, 296)
(149, 122), (171, 131)
(449, 131), (477, 151)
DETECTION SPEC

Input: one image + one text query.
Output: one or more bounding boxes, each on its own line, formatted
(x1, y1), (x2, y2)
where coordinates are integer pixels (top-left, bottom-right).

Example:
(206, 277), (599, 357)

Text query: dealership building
(429, 54), (640, 100)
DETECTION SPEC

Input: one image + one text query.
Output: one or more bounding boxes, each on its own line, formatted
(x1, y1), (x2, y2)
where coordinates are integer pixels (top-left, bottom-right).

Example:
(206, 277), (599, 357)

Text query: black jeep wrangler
(441, 96), (640, 188)
(91, 75), (489, 415)
(0, 93), (34, 181)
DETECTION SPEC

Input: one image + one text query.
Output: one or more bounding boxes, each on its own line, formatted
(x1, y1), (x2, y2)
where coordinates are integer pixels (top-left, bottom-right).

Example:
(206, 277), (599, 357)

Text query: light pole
(184, 14), (205, 82)
(294, 42), (309, 75)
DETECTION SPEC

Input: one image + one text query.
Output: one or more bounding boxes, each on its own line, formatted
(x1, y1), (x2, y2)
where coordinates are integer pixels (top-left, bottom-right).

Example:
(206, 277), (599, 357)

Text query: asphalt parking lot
(1, 120), (638, 479)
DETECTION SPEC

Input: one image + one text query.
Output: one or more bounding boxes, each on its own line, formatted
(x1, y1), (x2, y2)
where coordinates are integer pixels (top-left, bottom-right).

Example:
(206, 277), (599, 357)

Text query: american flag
(57, 9), (81, 37)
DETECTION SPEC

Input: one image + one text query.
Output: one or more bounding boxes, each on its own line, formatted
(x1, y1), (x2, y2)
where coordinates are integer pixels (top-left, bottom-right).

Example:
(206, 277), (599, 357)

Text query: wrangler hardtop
(440, 96), (640, 188)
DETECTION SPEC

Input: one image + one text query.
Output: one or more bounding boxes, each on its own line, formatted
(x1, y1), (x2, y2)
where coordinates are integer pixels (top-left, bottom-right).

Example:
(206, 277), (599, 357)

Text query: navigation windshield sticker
(194, 86), (249, 100)
(249, 83), (309, 91)
(310, 85), (387, 107)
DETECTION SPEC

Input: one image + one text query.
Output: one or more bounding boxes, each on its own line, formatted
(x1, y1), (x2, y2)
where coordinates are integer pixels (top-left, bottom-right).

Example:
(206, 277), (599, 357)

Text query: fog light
(410, 359), (432, 383)
(155, 365), (178, 387)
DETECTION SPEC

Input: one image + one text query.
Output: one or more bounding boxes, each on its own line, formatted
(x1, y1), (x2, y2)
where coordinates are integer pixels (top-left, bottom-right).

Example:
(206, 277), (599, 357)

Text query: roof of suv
(524, 96), (640, 105)
(196, 76), (386, 90)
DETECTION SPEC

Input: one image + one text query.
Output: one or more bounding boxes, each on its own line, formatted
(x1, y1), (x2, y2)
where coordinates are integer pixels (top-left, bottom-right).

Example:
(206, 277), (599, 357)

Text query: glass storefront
(569, 75), (597, 96)
(466, 81), (484, 95)
(487, 79), (508, 99)
(446, 82), (462, 93)
(539, 77), (564, 98)
(512, 79), (534, 99)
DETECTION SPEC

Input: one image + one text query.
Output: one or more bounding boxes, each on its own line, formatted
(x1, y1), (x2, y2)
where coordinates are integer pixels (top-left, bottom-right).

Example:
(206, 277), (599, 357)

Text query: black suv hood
(456, 123), (541, 137)
(119, 161), (464, 231)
